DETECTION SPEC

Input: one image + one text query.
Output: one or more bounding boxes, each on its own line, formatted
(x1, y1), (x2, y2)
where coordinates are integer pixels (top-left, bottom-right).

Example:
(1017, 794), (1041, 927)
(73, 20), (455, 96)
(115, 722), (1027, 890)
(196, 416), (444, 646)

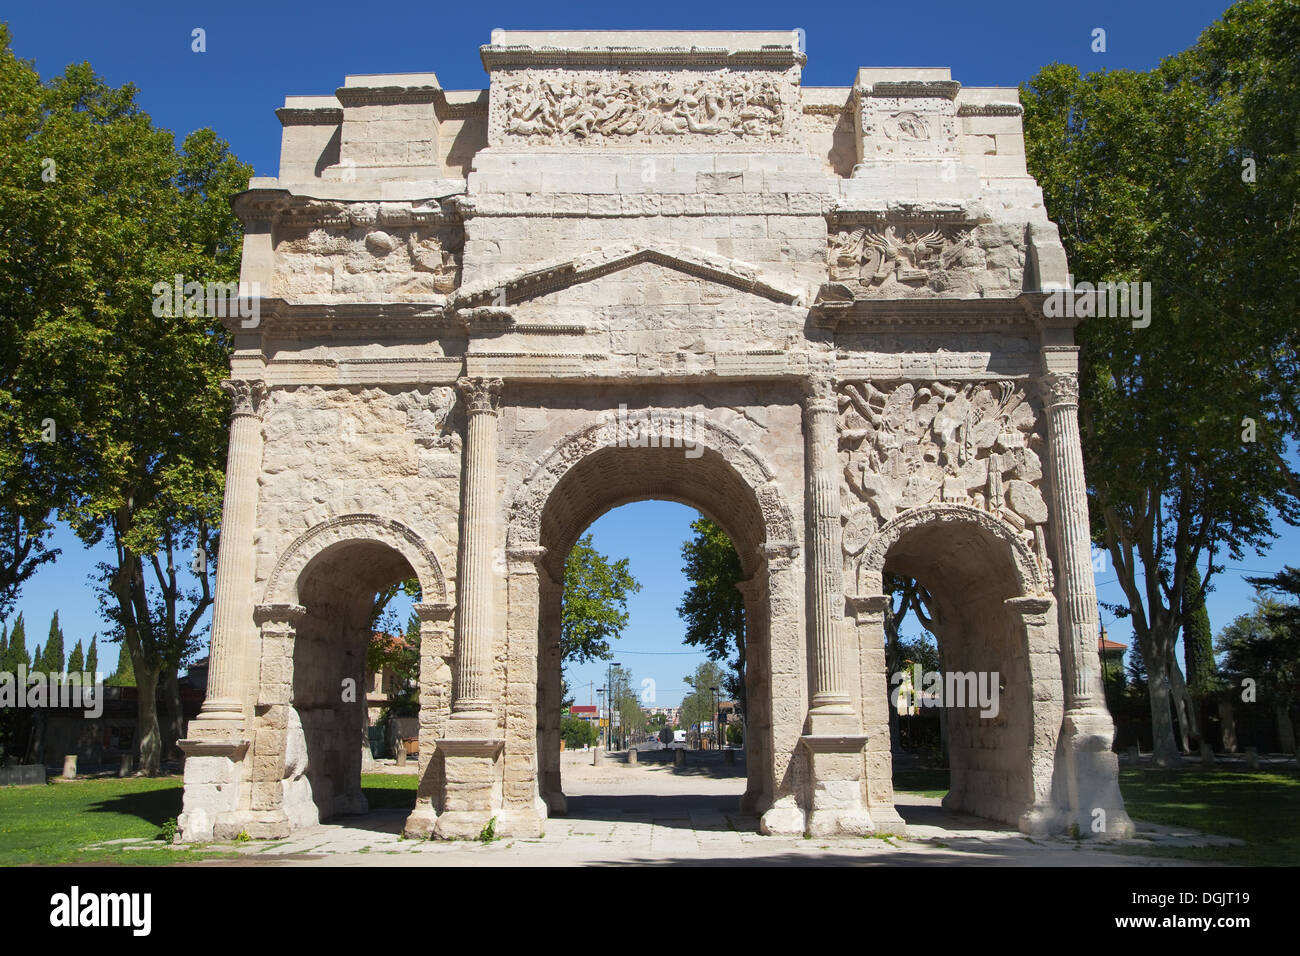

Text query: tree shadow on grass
(84, 786), (184, 830)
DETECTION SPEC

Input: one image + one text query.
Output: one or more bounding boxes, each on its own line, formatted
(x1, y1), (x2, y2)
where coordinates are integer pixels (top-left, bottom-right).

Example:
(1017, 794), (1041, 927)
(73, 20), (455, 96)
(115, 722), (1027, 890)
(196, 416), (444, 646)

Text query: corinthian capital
(1041, 372), (1080, 408)
(457, 376), (504, 417)
(222, 379), (269, 419)
(802, 374), (838, 414)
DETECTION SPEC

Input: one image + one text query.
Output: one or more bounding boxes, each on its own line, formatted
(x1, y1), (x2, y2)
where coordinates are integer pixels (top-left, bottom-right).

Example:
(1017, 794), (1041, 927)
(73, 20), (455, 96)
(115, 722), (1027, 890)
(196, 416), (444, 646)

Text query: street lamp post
(606, 662), (622, 750)
(596, 687), (605, 750)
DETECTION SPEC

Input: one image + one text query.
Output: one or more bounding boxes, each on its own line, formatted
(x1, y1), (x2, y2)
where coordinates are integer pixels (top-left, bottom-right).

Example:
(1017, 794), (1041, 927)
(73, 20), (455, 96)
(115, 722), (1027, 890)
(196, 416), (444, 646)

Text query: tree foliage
(1021, 0), (1300, 765)
(0, 30), (252, 772)
(561, 534), (641, 664)
(677, 517), (746, 704)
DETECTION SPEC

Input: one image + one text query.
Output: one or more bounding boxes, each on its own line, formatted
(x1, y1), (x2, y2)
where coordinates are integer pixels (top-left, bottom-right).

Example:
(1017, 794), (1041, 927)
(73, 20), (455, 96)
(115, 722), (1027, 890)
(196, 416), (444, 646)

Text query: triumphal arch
(177, 31), (1133, 841)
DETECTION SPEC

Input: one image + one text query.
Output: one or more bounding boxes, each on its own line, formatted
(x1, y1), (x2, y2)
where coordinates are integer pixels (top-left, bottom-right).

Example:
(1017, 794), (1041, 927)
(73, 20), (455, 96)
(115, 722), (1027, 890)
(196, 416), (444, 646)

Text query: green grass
(893, 768), (950, 798)
(0, 776), (235, 865)
(360, 772), (417, 809)
(1113, 767), (1300, 866)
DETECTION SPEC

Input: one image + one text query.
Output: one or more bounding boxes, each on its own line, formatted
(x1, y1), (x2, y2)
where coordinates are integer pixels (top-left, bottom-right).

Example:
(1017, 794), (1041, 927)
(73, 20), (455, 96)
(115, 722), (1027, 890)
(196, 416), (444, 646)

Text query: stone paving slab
(164, 765), (1240, 866)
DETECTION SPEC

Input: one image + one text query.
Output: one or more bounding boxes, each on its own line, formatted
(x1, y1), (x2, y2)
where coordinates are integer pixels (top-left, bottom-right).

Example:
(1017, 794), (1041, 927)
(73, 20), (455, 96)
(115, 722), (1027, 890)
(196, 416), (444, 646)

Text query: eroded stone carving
(826, 222), (1023, 298)
(396, 388), (461, 450)
(274, 217), (462, 298)
(838, 379), (1052, 584)
(497, 71), (792, 144)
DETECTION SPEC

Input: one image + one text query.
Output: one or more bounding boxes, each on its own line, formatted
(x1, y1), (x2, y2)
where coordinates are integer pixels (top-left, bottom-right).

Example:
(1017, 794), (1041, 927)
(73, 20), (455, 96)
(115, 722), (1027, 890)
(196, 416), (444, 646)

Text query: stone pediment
(451, 242), (806, 316)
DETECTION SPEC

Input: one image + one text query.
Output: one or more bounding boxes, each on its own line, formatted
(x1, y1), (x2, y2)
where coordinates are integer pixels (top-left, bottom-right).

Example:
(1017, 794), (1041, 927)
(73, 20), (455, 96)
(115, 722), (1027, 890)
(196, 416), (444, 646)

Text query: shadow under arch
(851, 503), (1063, 832)
(505, 412), (799, 821)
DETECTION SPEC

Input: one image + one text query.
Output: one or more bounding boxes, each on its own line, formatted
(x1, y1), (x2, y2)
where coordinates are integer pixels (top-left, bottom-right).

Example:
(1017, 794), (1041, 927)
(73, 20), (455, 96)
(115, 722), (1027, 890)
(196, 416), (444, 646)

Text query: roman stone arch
(856, 502), (1049, 598)
(848, 501), (1065, 832)
(179, 30), (1134, 846)
(499, 409), (801, 829)
(263, 512), (450, 607)
(507, 413), (797, 557)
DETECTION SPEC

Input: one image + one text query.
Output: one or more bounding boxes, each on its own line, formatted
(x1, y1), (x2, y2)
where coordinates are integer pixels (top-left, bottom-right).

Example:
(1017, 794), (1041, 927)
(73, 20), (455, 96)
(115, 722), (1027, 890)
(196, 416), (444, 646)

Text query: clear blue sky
(5, 0), (1294, 702)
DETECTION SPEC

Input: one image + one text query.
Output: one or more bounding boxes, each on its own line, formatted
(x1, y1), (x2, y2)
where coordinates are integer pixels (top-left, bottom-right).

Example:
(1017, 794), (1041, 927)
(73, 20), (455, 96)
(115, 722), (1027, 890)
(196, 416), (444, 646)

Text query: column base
(176, 737), (248, 843)
(759, 797), (806, 836)
(1062, 708), (1135, 840)
(866, 803), (908, 836)
(1019, 804), (1068, 836)
(801, 733), (873, 837)
(403, 806), (439, 840)
(212, 810), (291, 842)
(496, 805), (546, 839)
(434, 736), (504, 841)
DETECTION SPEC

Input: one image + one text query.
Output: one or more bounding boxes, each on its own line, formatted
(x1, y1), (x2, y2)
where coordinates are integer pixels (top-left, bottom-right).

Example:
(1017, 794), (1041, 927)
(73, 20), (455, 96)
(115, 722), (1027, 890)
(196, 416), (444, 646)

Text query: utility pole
(710, 686), (718, 751)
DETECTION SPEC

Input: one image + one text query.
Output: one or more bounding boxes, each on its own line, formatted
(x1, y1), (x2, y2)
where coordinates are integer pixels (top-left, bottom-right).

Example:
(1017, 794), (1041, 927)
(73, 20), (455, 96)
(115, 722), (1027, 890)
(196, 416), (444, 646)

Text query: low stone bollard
(593, 747), (604, 766)
(1200, 742), (1215, 767)
(725, 749), (736, 765)
(62, 755), (77, 780)
(674, 748), (685, 766)
(627, 748), (638, 764)
(1126, 746), (1139, 764)
(118, 754), (133, 777)
(1245, 746), (1259, 770)
(395, 747), (407, 767)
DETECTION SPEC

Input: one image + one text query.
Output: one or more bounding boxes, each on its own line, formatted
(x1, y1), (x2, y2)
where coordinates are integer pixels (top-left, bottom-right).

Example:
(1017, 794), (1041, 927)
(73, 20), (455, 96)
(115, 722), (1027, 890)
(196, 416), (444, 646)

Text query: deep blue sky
(6, 1), (1294, 705)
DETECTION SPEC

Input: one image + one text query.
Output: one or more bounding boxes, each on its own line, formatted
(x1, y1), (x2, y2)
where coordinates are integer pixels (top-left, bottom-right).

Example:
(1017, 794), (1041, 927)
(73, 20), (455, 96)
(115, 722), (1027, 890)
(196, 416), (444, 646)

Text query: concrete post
(62, 755), (76, 780)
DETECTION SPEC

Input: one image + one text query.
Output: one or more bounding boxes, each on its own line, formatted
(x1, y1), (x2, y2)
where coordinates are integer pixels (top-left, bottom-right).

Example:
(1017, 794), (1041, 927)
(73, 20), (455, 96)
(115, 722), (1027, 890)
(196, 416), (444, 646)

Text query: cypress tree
(67, 640), (85, 677)
(0, 622), (7, 670)
(5, 613), (29, 671)
(1183, 561), (1218, 698)
(44, 611), (64, 677)
(86, 636), (98, 679)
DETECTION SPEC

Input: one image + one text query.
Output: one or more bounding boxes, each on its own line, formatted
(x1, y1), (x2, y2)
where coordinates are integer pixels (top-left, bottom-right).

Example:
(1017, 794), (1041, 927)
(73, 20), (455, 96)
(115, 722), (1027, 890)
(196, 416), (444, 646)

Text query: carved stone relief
(827, 222), (1022, 298)
(838, 379), (1053, 585)
(493, 70), (796, 146)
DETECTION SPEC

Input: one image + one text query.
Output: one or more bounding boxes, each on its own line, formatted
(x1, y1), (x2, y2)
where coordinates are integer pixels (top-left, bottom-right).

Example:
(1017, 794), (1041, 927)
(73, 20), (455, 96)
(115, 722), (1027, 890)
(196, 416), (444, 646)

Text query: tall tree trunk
(1278, 706), (1297, 755)
(134, 663), (163, 776)
(161, 667), (184, 763)
(1168, 658), (1197, 751)
(1145, 636), (1181, 767)
(1218, 697), (1238, 753)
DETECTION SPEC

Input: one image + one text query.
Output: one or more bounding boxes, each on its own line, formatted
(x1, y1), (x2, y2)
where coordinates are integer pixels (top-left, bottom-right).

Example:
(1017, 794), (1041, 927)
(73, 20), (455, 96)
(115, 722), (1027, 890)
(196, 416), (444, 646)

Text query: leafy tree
(1216, 588), (1300, 749)
(561, 713), (599, 750)
(677, 517), (746, 706)
(679, 660), (726, 745)
(0, 41), (252, 772)
(1021, 0), (1300, 766)
(561, 534), (641, 663)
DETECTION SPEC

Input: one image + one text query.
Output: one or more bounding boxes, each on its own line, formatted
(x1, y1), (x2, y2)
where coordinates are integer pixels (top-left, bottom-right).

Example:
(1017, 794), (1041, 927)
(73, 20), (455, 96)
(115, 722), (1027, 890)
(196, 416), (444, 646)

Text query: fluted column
(452, 377), (503, 719)
(1040, 369), (1106, 712)
(804, 377), (852, 717)
(200, 379), (268, 722)
(1040, 349), (1133, 839)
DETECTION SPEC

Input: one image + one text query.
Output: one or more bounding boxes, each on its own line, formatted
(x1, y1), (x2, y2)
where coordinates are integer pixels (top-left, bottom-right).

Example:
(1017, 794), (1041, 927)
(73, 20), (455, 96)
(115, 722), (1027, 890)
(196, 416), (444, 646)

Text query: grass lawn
(360, 773), (417, 808)
(0, 775), (235, 865)
(893, 768), (951, 798)
(1113, 767), (1300, 866)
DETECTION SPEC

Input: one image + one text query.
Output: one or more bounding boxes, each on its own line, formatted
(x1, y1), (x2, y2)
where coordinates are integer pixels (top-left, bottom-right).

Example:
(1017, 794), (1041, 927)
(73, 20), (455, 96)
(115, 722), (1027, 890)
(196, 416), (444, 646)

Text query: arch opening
(520, 436), (785, 822)
(869, 511), (1055, 828)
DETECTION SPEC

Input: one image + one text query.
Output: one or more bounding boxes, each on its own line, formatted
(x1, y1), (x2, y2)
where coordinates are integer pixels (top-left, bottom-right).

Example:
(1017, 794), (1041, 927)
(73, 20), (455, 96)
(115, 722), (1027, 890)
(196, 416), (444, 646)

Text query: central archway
(504, 411), (799, 824)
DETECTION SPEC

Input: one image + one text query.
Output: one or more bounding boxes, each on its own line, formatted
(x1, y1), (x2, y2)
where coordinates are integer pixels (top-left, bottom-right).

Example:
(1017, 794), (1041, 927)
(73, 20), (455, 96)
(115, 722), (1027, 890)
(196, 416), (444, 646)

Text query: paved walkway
(189, 757), (1241, 866)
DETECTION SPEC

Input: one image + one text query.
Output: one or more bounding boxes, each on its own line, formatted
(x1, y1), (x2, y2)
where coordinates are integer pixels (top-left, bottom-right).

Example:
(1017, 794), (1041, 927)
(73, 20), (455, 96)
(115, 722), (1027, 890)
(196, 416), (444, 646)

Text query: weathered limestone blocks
(180, 30), (1128, 847)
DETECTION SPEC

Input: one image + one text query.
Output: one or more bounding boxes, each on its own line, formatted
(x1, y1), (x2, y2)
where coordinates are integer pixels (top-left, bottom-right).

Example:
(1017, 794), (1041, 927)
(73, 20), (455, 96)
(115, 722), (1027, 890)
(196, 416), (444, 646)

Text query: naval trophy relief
(827, 222), (983, 298)
(837, 379), (1054, 587)
(495, 71), (794, 145)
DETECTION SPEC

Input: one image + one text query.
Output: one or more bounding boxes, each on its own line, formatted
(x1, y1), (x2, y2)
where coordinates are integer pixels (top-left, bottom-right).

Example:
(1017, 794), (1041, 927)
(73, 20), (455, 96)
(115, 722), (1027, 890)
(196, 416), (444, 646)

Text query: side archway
(262, 513), (450, 607)
(849, 502), (1064, 832)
